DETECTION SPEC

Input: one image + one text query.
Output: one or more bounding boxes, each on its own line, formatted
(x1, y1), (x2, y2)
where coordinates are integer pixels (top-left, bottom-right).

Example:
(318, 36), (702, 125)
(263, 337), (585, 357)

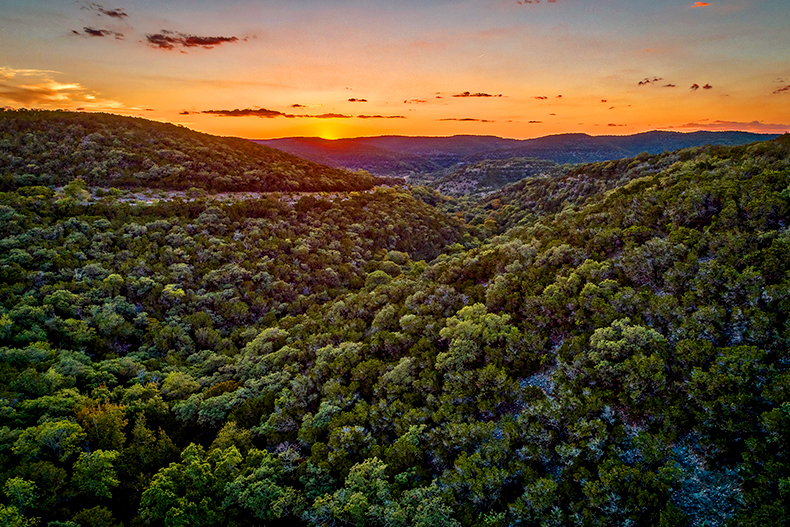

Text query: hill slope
(257, 131), (778, 181)
(1, 133), (790, 526)
(431, 157), (560, 196)
(0, 109), (388, 192)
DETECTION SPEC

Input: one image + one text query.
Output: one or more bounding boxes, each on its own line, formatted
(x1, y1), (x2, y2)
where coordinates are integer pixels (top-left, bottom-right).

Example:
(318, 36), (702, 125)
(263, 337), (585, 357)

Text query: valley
(1, 110), (789, 527)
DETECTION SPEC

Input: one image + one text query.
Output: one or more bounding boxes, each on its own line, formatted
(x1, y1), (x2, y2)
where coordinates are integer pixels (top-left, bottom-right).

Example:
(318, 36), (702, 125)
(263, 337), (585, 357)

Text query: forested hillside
(0, 110), (391, 192)
(258, 131), (777, 181)
(1, 131), (789, 527)
(431, 157), (560, 197)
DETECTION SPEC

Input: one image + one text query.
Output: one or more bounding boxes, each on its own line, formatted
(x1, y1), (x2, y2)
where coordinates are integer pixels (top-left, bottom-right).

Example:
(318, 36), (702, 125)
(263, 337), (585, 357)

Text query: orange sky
(1, 0), (789, 139)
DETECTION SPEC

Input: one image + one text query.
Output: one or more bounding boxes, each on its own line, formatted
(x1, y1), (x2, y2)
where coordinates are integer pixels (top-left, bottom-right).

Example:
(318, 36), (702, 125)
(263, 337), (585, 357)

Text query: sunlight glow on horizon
(1, 0), (788, 139)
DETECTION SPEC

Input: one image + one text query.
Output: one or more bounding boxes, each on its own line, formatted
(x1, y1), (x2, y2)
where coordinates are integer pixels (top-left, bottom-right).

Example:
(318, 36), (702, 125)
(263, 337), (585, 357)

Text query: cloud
(702, 84), (713, 90)
(203, 108), (289, 118)
(517, 0), (558, 4)
(690, 83), (700, 91)
(691, 2), (710, 7)
(438, 117), (495, 122)
(348, 98), (367, 102)
(534, 96), (548, 100)
(404, 99), (427, 104)
(528, 120), (543, 123)
(0, 67), (60, 80)
(773, 85), (790, 95)
(202, 108), (352, 119)
(179, 110), (198, 115)
(291, 104), (306, 108)
(638, 77), (663, 86)
(601, 99), (607, 103)
(663, 84), (676, 88)
(81, 2), (129, 19)
(452, 91), (503, 98)
(72, 27), (124, 39)
(146, 30), (240, 50)
(670, 120), (790, 133)
(356, 115), (406, 119)
(608, 123), (627, 127)
(0, 81), (82, 105)
(0, 68), (126, 108)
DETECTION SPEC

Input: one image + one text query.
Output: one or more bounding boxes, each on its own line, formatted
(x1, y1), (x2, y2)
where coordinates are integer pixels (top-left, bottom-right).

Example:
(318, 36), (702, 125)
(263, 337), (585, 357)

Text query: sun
(313, 123), (340, 140)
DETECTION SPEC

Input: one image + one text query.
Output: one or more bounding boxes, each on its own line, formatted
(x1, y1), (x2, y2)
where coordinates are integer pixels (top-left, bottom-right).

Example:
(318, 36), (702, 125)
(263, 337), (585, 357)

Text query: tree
(72, 449), (120, 499)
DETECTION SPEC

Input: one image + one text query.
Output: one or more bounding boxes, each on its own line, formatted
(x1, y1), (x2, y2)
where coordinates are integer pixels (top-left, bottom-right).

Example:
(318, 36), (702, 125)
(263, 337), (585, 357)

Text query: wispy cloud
(773, 85), (790, 95)
(0, 67), (126, 109)
(452, 91), (503, 98)
(72, 27), (124, 39)
(690, 83), (700, 91)
(202, 107), (352, 119)
(403, 99), (427, 104)
(348, 98), (367, 102)
(146, 30), (241, 50)
(671, 120), (790, 133)
(691, 2), (711, 8)
(638, 77), (663, 86)
(438, 117), (495, 122)
(517, 0), (558, 4)
(81, 2), (129, 19)
(356, 115), (406, 119)
(0, 67), (60, 80)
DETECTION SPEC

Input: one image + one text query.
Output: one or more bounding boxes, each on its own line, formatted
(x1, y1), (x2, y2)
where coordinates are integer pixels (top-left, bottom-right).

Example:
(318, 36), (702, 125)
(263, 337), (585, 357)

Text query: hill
(256, 131), (778, 182)
(430, 157), (561, 197)
(0, 109), (392, 192)
(1, 134), (790, 526)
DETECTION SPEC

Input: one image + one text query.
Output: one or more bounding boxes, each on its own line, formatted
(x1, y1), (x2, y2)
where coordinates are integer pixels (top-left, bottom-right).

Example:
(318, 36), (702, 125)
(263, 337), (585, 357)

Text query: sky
(1, 0), (789, 140)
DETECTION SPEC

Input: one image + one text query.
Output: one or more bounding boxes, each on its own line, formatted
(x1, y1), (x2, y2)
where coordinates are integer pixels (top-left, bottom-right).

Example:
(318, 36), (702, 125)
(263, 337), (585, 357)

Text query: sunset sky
(1, 0), (789, 139)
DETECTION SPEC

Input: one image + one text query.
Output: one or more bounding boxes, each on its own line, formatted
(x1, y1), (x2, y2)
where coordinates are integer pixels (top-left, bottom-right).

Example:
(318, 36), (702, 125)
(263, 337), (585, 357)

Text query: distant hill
(431, 157), (560, 197)
(255, 131), (779, 182)
(0, 109), (392, 192)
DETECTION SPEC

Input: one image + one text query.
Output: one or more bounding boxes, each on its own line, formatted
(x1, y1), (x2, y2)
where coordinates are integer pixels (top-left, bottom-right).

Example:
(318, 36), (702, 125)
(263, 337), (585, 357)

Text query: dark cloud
(438, 118), (494, 122)
(534, 96), (548, 100)
(202, 108), (351, 119)
(528, 120), (543, 124)
(203, 108), (289, 118)
(638, 77), (663, 86)
(179, 110), (198, 115)
(608, 123), (627, 127)
(290, 104), (307, 108)
(356, 115), (406, 119)
(556, 95), (562, 98)
(690, 83), (700, 91)
(348, 98), (367, 103)
(773, 85), (790, 95)
(601, 99), (607, 103)
(404, 99), (427, 104)
(663, 84), (676, 88)
(702, 84), (713, 90)
(452, 91), (503, 98)
(146, 30), (240, 50)
(81, 3), (129, 19)
(75, 27), (124, 39)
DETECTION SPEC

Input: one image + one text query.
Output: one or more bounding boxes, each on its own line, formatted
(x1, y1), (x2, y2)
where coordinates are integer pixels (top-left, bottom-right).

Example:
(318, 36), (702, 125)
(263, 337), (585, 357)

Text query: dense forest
(1, 112), (789, 527)
(0, 110), (394, 192)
